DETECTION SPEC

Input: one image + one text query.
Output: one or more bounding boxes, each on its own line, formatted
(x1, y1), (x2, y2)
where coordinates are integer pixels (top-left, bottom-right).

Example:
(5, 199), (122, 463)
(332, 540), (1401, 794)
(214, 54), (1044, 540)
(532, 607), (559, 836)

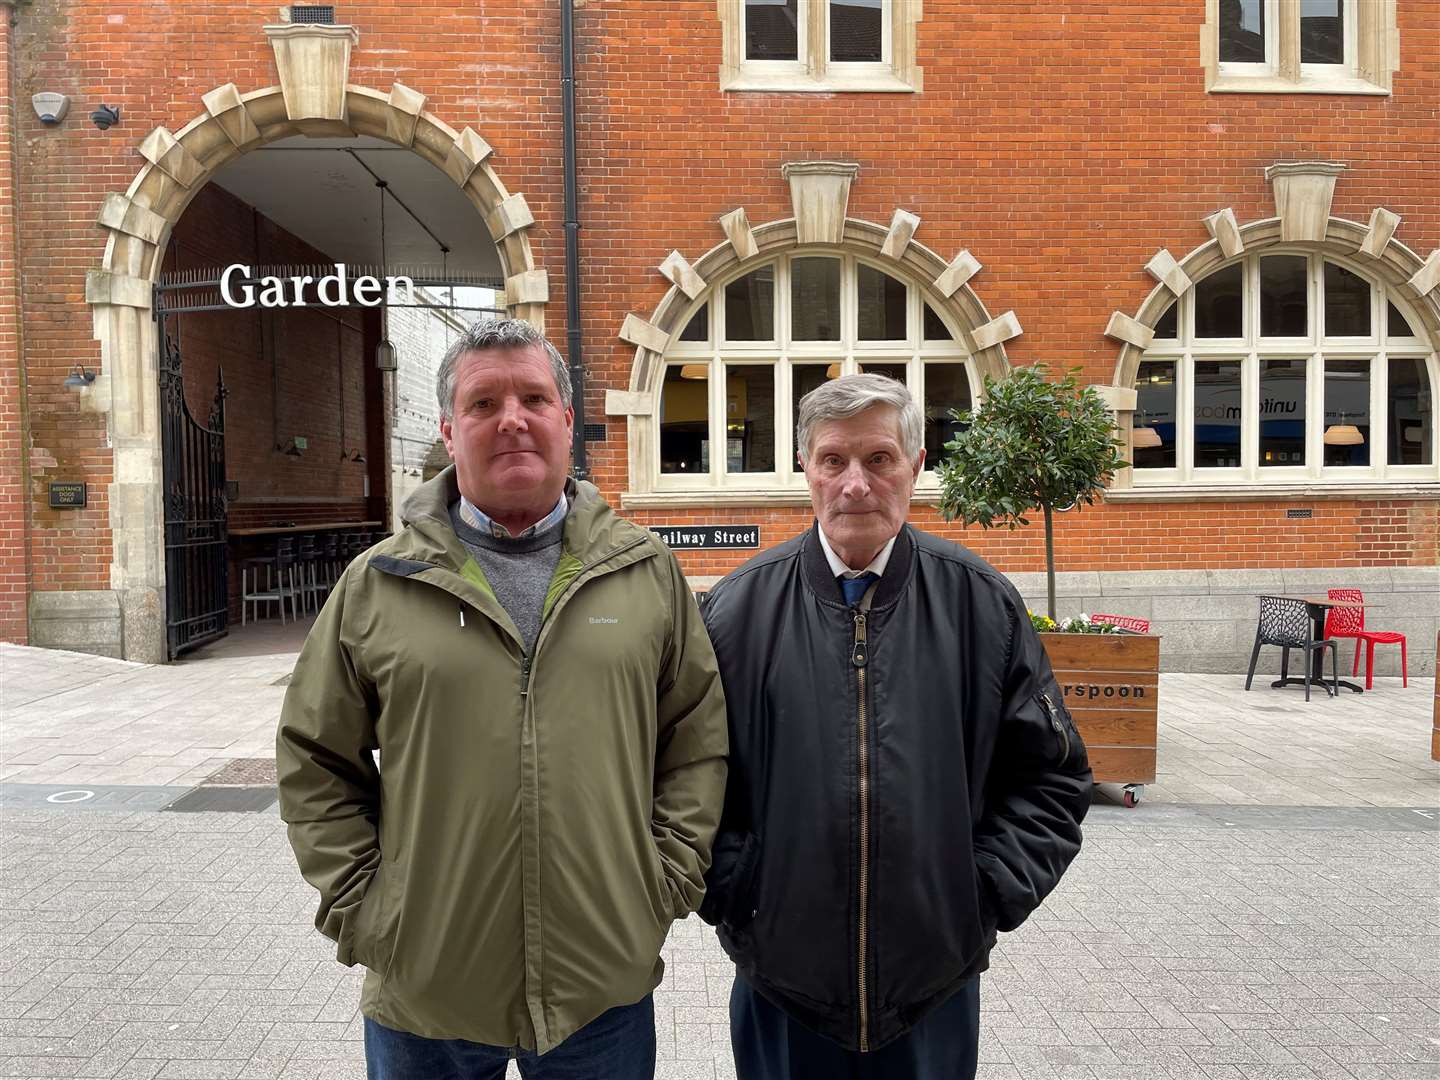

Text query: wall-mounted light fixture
(90, 104), (121, 130)
(32, 93), (70, 125)
(350, 449), (366, 463)
(63, 365), (96, 390)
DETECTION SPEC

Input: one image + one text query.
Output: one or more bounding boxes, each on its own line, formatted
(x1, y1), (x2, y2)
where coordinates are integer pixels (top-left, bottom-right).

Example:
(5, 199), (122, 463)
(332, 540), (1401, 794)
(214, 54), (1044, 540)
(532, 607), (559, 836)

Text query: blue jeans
(730, 974), (979, 1080)
(364, 995), (656, 1080)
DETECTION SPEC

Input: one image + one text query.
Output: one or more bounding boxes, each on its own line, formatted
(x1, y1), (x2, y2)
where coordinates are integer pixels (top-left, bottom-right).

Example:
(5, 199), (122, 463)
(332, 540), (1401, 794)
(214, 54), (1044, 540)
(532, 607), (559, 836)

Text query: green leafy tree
(936, 364), (1127, 620)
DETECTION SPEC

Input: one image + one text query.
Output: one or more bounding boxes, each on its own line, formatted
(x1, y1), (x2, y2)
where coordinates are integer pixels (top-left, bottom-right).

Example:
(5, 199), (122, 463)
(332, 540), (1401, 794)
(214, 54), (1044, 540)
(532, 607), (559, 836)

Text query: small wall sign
(649, 524), (760, 550)
(49, 482), (87, 508)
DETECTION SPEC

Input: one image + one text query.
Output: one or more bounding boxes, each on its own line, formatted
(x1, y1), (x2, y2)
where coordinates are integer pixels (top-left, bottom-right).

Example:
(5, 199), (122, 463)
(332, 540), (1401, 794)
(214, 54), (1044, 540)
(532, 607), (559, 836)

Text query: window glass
(726, 366), (775, 473)
(1300, 0), (1343, 64)
(792, 363), (837, 460)
(1194, 360), (1243, 467)
(1259, 359), (1307, 466)
(859, 362), (907, 385)
(923, 364), (970, 468)
(1260, 255), (1308, 337)
(1134, 361), (1177, 469)
(1387, 301), (1416, 339)
(1153, 302), (1178, 340)
(1194, 263), (1243, 338)
(660, 366), (709, 474)
(1323, 359), (1370, 467)
(857, 264), (906, 340)
(1219, 0), (1266, 62)
(791, 258), (841, 341)
(1388, 358), (1434, 465)
(745, 0), (800, 60)
(922, 302), (953, 340)
(1323, 262), (1370, 337)
(726, 266), (775, 341)
(680, 303), (707, 342)
(830, 0), (883, 62)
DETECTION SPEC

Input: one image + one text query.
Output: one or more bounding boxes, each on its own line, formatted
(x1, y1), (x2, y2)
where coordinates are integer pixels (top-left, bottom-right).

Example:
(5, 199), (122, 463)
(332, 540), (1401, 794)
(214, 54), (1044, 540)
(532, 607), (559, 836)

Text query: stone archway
(608, 162), (1024, 500)
(1101, 163), (1440, 481)
(84, 25), (547, 660)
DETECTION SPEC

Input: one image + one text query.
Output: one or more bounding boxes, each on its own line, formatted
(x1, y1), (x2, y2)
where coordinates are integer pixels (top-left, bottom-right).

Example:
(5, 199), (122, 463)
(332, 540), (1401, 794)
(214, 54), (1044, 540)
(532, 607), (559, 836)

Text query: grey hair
(436, 317), (572, 420)
(796, 373), (924, 464)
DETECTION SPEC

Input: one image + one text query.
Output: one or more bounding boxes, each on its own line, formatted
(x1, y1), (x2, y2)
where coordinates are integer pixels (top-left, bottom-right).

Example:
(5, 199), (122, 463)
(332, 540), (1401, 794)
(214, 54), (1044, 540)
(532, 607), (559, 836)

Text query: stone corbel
(137, 127), (205, 188)
(659, 251), (706, 300)
(1265, 161), (1346, 242)
(718, 208), (758, 261)
(505, 270), (549, 305)
(385, 83), (426, 147)
(880, 209), (921, 260)
(1203, 208), (1244, 258)
(1407, 251), (1440, 298)
(264, 23), (360, 132)
(605, 390), (654, 416)
(484, 194), (534, 239)
(780, 161), (859, 245)
(971, 311), (1022, 352)
(1105, 311), (1155, 351)
(1088, 384), (1138, 412)
(933, 250), (981, 297)
(97, 194), (168, 246)
(201, 84), (262, 149)
(1359, 208), (1401, 259)
(619, 314), (670, 355)
(85, 269), (151, 309)
(445, 128), (495, 187)
(1144, 249), (1192, 295)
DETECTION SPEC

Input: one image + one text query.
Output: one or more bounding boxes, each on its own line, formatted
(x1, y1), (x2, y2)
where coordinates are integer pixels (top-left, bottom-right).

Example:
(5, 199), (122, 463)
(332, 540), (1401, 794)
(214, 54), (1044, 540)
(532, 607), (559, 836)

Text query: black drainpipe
(561, 0), (588, 480)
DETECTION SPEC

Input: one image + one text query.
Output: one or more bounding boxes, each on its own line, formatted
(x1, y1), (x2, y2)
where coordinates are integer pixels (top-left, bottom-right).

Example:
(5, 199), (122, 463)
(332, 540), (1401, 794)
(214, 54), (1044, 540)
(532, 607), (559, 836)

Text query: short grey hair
(436, 317), (572, 421)
(796, 373), (924, 464)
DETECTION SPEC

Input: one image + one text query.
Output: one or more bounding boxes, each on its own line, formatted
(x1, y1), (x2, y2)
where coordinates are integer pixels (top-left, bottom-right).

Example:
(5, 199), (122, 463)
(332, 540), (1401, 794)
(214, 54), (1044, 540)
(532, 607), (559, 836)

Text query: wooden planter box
(1040, 632), (1160, 807)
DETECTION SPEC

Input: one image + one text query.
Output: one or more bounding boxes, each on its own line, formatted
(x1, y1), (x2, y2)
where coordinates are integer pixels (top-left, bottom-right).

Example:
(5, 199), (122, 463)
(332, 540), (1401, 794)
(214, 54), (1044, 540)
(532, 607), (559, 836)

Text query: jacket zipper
(852, 608), (871, 1053)
(1040, 691), (1069, 762)
(520, 655), (533, 697)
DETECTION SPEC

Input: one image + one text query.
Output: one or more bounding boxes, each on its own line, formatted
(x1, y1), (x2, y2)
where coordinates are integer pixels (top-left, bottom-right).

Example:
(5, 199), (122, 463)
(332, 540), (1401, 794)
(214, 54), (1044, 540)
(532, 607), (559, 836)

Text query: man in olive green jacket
(277, 319), (727, 1078)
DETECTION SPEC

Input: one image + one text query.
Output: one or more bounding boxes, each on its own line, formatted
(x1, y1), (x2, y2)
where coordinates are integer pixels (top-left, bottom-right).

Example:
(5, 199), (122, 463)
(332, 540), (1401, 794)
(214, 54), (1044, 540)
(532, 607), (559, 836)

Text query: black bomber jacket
(699, 525), (1092, 1052)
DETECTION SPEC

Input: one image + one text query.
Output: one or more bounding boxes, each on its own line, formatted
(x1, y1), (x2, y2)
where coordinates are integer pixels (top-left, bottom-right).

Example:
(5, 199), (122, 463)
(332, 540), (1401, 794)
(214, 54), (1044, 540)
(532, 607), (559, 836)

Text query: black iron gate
(159, 329), (229, 659)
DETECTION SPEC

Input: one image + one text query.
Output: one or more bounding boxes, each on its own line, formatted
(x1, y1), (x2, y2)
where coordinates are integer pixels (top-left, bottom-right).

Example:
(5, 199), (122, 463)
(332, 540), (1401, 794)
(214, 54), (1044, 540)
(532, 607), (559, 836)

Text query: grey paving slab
(0, 807), (1435, 1079)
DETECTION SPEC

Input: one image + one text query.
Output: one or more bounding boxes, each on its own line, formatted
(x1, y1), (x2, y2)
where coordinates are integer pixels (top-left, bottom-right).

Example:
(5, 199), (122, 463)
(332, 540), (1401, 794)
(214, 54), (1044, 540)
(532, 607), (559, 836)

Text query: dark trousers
(364, 995), (655, 1080)
(730, 973), (980, 1080)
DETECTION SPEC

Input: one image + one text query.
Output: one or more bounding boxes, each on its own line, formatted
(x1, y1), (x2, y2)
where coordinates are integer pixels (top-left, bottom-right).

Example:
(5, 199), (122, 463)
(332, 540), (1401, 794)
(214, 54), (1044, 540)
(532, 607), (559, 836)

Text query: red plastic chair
(1323, 588), (1407, 690)
(1091, 613), (1151, 634)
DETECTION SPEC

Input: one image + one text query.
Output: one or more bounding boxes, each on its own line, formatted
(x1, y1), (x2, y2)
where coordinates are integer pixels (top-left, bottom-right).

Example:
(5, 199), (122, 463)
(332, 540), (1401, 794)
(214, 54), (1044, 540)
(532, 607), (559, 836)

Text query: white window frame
(1133, 251), (1438, 488)
(720, 0), (921, 93)
(1204, 0), (1396, 96)
(656, 252), (972, 496)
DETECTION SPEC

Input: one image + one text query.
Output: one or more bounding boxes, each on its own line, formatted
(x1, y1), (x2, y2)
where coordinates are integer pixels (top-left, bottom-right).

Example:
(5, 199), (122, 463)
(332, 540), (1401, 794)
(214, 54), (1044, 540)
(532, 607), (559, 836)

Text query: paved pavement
(2, 639), (1437, 1079)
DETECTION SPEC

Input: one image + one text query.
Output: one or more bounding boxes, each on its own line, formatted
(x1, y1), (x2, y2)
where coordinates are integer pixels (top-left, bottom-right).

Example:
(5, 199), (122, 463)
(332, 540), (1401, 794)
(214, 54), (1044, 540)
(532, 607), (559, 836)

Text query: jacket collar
(396, 466), (646, 572)
(801, 522), (915, 609)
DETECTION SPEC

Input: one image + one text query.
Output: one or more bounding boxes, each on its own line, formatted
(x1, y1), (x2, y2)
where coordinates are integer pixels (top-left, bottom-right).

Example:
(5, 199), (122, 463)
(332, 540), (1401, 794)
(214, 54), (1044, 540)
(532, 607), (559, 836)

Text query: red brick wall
(0, 5), (29, 641)
(576, 1), (1440, 573)
(4, 0), (1437, 628)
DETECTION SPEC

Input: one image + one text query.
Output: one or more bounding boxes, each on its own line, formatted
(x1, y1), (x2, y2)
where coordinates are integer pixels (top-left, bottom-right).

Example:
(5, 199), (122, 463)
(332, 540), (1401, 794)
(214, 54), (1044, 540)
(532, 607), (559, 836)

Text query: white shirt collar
(458, 492), (568, 540)
(816, 527), (896, 579)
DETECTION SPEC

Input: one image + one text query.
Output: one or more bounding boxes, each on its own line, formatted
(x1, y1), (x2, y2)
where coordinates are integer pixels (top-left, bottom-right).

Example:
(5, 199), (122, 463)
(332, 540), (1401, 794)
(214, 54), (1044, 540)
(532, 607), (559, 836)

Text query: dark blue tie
(840, 572), (879, 607)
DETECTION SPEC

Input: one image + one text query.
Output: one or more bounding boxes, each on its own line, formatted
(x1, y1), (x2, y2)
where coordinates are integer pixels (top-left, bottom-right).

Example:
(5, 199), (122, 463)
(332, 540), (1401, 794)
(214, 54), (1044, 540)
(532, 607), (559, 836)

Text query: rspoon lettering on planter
(219, 263), (416, 309)
(1062, 682), (1147, 700)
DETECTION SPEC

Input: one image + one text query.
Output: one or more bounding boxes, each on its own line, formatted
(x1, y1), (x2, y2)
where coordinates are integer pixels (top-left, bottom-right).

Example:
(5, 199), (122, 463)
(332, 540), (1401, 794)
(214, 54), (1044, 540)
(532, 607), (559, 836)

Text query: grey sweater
(449, 503), (565, 654)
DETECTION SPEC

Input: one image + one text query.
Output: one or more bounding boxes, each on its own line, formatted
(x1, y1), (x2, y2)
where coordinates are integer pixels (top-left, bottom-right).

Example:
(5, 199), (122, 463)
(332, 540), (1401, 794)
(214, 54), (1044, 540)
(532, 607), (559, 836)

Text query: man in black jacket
(700, 374), (1093, 1079)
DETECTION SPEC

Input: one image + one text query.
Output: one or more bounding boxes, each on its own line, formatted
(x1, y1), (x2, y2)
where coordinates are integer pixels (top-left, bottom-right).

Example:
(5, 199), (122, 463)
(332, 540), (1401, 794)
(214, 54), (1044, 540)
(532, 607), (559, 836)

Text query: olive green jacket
(277, 469), (727, 1053)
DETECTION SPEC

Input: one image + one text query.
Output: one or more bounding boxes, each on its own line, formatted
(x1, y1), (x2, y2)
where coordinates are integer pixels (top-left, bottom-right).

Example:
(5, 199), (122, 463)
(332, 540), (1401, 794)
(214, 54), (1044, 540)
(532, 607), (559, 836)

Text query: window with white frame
(1204, 0), (1397, 95)
(1133, 253), (1437, 485)
(719, 0), (921, 93)
(657, 253), (972, 490)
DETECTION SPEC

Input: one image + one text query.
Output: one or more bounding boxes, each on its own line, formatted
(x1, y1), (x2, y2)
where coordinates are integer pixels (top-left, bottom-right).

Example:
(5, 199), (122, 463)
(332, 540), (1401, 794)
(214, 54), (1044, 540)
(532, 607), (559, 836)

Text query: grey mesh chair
(1244, 595), (1339, 701)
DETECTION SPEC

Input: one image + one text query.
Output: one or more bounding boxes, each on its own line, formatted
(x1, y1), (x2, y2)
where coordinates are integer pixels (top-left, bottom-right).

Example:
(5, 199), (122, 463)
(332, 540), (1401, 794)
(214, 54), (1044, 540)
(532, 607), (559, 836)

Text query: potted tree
(936, 364), (1159, 807)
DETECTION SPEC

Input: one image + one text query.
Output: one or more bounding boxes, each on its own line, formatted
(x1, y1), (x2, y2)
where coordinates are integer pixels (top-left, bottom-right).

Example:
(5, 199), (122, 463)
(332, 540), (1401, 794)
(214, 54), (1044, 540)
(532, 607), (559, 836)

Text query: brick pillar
(0, 2), (31, 644)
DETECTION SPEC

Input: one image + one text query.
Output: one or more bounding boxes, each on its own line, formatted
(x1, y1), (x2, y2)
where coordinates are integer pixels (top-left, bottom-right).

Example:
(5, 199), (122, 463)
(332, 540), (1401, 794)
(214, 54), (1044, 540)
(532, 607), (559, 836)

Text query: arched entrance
(86, 39), (547, 661)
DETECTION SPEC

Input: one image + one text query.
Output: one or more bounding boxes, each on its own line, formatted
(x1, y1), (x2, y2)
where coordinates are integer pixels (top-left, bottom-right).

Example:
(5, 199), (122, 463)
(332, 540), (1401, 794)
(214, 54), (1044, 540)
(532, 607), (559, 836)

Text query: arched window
(657, 252), (973, 490)
(1133, 252), (1437, 483)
